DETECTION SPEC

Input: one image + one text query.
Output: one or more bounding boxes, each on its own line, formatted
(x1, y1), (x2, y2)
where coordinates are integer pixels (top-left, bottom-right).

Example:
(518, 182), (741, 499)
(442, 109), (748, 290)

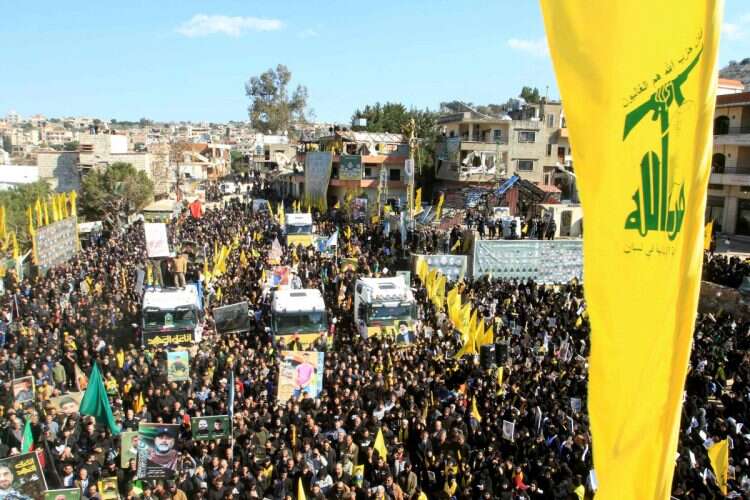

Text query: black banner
(142, 330), (194, 348)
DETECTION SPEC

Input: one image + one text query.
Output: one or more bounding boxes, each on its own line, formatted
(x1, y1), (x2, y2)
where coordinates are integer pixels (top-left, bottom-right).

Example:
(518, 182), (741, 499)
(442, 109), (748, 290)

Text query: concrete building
(78, 132), (128, 170)
(435, 100), (570, 187)
(708, 90), (750, 236)
(718, 78), (745, 96)
(275, 131), (411, 209)
(36, 151), (80, 191)
(5, 111), (20, 125)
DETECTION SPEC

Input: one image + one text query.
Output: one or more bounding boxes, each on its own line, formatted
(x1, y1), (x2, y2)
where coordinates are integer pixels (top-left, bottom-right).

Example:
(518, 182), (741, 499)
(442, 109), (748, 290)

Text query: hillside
(720, 58), (750, 89)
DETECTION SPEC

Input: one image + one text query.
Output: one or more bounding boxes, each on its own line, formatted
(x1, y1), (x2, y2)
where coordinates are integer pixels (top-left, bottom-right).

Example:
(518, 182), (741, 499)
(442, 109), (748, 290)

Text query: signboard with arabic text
(34, 216), (78, 273)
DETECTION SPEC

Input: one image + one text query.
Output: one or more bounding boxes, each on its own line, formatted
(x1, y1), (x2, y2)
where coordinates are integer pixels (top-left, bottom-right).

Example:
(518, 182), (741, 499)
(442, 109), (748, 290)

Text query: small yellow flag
(704, 220), (713, 251)
(414, 188), (423, 215)
(707, 439), (729, 495)
(471, 397), (482, 422)
(497, 367), (504, 386)
(435, 192), (445, 220)
(373, 428), (387, 459)
(298, 478), (306, 500)
(334, 200), (340, 209)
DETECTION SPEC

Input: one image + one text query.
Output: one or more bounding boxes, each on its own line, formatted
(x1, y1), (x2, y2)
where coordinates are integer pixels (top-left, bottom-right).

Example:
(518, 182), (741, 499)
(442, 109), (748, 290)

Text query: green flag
(79, 362), (120, 435)
(21, 418), (33, 453)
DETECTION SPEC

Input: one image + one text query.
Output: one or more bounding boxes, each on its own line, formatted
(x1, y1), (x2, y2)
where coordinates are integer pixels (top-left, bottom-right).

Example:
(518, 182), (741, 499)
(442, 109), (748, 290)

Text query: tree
(80, 162), (153, 223)
(230, 150), (249, 175)
(0, 181), (51, 245)
(245, 65), (308, 134)
(520, 86), (541, 103)
(351, 103), (410, 133)
(63, 141), (79, 151)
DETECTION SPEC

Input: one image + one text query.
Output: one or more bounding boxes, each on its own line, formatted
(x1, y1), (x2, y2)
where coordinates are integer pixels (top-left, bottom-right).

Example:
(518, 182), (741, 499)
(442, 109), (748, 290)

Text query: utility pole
(405, 118), (417, 230)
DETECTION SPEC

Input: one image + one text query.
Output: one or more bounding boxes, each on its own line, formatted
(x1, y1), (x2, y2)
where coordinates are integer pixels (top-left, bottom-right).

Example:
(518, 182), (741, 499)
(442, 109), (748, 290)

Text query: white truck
(285, 212), (315, 247)
(271, 288), (329, 347)
(141, 284), (204, 348)
(354, 277), (416, 341)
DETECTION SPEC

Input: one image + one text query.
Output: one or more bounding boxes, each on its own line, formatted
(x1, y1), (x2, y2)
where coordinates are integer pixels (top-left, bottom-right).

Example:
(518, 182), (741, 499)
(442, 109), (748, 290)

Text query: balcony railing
(712, 165), (750, 175)
(445, 136), (509, 145)
(714, 126), (750, 135)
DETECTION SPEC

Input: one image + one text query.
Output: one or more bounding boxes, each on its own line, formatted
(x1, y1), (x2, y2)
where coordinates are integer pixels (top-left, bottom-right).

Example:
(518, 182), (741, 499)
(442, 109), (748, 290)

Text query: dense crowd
(0, 185), (746, 499)
(703, 253), (750, 289)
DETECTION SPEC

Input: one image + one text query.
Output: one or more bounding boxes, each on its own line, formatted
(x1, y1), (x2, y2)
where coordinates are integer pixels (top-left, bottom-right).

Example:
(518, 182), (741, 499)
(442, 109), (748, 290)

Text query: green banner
(45, 489), (82, 500)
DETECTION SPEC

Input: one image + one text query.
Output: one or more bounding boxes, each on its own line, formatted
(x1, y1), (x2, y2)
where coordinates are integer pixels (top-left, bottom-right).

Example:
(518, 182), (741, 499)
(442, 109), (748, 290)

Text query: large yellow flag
(373, 428), (387, 459)
(540, 2), (722, 498)
(707, 439), (729, 495)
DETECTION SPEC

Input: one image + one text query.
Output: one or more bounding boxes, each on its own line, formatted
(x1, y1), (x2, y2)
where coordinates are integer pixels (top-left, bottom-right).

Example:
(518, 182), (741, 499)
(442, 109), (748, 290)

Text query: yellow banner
(540, 1), (722, 498)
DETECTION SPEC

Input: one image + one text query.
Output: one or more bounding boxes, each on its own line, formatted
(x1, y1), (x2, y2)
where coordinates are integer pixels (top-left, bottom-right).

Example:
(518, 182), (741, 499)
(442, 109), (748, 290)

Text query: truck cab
(354, 277), (416, 340)
(141, 284), (204, 348)
(271, 288), (329, 348)
(285, 212), (314, 247)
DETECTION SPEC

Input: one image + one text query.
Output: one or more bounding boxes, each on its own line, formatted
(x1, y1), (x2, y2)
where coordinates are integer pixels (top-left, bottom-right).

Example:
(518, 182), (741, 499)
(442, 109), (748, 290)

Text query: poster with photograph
(277, 351), (324, 403)
(120, 431), (142, 468)
(0, 452), (48, 500)
(47, 392), (83, 417)
(11, 377), (35, 405)
(190, 415), (232, 441)
(213, 302), (250, 334)
(166, 351), (190, 382)
(98, 477), (119, 500)
(44, 489), (81, 500)
(136, 423), (180, 480)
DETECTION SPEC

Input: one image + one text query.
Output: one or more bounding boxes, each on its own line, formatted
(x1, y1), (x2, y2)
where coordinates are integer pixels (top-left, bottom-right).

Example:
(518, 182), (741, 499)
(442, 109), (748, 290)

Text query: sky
(1, 0), (749, 124)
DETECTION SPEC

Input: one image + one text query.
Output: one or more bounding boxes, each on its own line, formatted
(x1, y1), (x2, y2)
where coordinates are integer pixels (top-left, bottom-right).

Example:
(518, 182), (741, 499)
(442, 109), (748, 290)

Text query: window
(708, 184), (723, 191)
(547, 114), (555, 128)
(364, 165), (378, 179)
(493, 129), (502, 141)
(518, 131), (536, 143)
(546, 144), (553, 157)
(517, 160), (534, 171)
(389, 168), (401, 181)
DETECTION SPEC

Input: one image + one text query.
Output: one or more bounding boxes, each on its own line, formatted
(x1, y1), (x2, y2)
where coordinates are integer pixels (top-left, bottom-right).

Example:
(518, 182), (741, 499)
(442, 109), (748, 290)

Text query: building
(5, 111), (20, 125)
(78, 132), (129, 171)
(323, 130), (410, 208)
(36, 151), (80, 191)
(0, 165), (39, 190)
(708, 90), (750, 235)
(272, 130), (411, 210)
(718, 78), (745, 96)
(175, 143), (231, 181)
(435, 100), (570, 187)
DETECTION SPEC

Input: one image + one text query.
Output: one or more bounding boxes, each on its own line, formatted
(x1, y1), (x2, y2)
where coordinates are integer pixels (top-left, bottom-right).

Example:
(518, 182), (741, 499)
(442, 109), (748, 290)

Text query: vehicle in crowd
(285, 212), (315, 247)
(141, 284), (204, 348)
(270, 288), (329, 347)
(354, 277), (416, 339)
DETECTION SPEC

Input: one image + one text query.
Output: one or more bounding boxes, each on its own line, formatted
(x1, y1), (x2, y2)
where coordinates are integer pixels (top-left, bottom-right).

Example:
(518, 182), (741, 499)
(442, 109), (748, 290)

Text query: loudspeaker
(480, 344), (496, 370)
(495, 343), (508, 364)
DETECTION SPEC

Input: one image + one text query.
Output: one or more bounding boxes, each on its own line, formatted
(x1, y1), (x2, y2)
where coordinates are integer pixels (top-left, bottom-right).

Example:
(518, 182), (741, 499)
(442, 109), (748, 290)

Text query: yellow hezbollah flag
(470, 397), (482, 422)
(704, 220), (713, 251)
(707, 439), (728, 495)
(373, 428), (387, 459)
(540, 1), (722, 498)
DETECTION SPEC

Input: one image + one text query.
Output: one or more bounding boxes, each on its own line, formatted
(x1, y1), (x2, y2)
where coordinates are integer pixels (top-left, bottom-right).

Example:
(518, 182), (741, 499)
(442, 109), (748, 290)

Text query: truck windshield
(274, 311), (327, 334)
(144, 309), (196, 330)
(286, 224), (312, 235)
(368, 304), (413, 322)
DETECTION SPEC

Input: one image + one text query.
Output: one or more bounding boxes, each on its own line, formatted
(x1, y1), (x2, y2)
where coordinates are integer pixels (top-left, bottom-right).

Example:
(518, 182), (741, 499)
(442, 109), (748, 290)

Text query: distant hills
(720, 58), (750, 89)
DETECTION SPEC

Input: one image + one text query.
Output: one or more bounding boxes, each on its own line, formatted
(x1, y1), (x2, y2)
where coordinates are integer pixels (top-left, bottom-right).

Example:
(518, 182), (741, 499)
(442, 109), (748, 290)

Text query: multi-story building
(708, 86), (750, 236)
(5, 111), (20, 125)
(276, 130), (410, 209)
(435, 100), (570, 186)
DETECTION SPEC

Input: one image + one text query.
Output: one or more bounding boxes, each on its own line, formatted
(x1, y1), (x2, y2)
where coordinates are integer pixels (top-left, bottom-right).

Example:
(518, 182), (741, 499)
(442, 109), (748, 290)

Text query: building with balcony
(708, 90), (750, 235)
(434, 100), (571, 187)
(273, 130), (410, 210)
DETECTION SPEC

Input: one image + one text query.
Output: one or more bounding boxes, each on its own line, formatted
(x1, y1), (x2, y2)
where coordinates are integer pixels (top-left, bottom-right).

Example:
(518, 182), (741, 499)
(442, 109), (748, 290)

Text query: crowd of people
(703, 253), (750, 289)
(0, 184), (746, 499)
